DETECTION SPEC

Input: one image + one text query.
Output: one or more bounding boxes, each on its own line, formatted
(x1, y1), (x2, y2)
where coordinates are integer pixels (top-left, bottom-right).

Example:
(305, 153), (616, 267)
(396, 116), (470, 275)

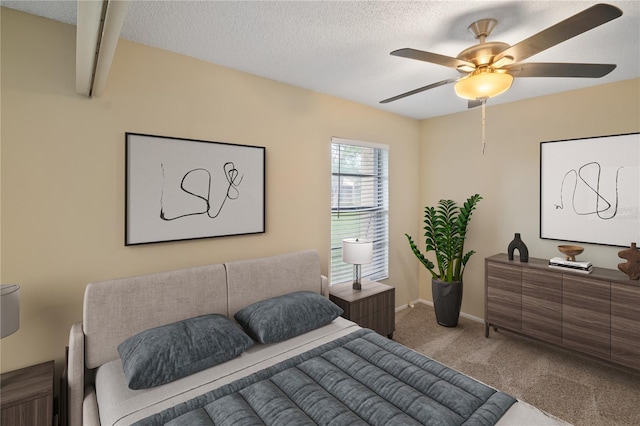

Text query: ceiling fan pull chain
(480, 98), (487, 155)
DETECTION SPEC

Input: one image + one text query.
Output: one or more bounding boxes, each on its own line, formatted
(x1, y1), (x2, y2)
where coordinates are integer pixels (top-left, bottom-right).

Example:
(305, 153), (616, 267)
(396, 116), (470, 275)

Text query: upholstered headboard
(70, 250), (327, 426)
(226, 250), (327, 317)
(83, 264), (228, 369)
(81, 250), (326, 369)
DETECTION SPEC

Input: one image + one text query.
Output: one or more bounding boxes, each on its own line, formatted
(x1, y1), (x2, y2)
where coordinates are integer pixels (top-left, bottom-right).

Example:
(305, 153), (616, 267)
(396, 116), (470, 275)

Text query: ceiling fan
(380, 3), (623, 107)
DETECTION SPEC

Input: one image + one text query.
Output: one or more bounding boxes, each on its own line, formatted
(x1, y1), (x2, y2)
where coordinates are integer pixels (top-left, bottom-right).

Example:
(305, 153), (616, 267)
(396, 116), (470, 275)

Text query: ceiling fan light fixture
(454, 69), (514, 100)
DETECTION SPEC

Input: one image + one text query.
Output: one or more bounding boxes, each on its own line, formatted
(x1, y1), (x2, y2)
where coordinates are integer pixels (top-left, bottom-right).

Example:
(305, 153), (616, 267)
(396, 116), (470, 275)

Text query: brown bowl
(558, 245), (584, 261)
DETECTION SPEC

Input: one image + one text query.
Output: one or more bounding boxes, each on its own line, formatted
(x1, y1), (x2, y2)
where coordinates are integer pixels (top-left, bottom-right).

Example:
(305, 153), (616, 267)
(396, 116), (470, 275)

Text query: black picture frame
(125, 133), (265, 245)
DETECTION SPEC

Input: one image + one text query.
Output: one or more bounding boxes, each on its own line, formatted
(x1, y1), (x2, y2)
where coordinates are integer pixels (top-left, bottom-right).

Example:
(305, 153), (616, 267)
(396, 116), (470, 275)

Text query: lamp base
(352, 264), (362, 290)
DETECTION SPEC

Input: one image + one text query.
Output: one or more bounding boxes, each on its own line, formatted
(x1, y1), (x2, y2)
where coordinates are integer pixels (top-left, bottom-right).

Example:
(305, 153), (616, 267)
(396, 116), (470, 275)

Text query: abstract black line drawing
(554, 161), (622, 220)
(126, 133), (265, 246)
(160, 162), (243, 221)
(540, 133), (639, 247)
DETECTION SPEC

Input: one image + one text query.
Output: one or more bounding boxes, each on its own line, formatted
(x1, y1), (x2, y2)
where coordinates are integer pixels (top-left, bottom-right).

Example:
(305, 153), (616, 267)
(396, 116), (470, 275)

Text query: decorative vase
(507, 233), (529, 262)
(431, 278), (463, 327)
(618, 242), (640, 280)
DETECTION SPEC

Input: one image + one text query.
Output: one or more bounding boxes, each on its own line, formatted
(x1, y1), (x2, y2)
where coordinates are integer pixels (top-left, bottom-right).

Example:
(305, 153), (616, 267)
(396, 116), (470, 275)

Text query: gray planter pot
(432, 278), (463, 327)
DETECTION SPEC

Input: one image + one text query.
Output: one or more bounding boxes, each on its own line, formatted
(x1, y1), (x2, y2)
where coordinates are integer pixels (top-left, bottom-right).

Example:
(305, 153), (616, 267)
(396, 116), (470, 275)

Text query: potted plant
(405, 194), (482, 327)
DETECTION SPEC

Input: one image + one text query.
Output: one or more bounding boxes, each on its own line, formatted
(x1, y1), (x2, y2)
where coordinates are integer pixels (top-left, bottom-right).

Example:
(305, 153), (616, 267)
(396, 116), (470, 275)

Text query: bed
(66, 250), (568, 426)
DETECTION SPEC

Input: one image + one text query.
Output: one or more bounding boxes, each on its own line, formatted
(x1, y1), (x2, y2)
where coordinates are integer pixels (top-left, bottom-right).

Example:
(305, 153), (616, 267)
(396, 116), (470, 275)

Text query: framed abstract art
(125, 133), (265, 245)
(540, 132), (639, 247)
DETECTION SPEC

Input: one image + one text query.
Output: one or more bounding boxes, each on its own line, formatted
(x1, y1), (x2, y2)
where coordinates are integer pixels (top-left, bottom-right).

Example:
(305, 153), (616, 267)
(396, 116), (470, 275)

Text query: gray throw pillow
(234, 291), (343, 344)
(117, 314), (253, 389)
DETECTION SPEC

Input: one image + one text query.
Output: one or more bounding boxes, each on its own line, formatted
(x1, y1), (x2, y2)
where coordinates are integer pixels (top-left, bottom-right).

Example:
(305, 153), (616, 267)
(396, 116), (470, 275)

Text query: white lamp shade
(1, 284), (20, 338)
(342, 238), (373, 265)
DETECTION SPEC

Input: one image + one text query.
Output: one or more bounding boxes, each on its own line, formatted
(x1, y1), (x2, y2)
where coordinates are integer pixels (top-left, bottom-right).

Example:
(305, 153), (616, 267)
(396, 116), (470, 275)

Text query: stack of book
(548, 257), (593, 274)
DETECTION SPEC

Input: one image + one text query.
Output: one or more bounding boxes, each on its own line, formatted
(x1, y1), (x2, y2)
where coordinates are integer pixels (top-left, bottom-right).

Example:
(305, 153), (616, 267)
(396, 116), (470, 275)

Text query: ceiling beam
(76, 0), (129, 97)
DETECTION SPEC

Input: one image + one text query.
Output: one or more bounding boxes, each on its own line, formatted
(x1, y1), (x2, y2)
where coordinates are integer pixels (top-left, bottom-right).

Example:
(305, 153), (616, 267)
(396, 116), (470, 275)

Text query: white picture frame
(125, 133), (265, 245)
(540, 133), (639, 247)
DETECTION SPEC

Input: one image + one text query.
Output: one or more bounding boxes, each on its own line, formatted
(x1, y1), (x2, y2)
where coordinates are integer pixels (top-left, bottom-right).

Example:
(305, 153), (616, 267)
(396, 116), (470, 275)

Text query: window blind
(330, 139), (389, 285)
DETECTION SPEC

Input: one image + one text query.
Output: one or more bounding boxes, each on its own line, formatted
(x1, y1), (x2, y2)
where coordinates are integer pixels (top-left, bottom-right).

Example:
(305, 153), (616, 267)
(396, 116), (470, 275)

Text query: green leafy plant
(406, 194), (482, 282)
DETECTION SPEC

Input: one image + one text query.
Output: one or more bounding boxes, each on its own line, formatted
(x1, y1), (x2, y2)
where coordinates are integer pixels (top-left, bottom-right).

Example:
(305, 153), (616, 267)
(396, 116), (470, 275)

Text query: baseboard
(396, 299), (484, 324)
(394, 299), (420, 312)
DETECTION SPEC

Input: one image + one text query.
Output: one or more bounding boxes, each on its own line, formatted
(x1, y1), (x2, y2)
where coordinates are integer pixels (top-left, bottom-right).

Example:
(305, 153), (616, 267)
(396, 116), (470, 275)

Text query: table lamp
(342, 238), (373, 290)
(1, 284), (20, 338)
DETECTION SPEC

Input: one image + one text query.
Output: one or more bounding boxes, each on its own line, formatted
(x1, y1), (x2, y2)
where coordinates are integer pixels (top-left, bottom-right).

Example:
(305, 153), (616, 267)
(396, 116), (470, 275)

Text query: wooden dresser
(485, 254), (640, 371)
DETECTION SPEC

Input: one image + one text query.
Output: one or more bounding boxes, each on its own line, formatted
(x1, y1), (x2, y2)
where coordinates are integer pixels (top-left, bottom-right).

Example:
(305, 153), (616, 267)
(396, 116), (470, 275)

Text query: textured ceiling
(2, 1), (639, 120)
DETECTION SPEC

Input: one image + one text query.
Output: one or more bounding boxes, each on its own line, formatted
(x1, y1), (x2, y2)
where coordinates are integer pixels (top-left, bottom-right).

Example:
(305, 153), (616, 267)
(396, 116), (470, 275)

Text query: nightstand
(329, 279), (395, 338)
(1, 360), (54, 426)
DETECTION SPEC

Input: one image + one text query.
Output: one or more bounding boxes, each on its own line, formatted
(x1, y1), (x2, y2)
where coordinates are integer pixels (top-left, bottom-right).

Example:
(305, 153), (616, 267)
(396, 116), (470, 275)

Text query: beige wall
(0, 9), (421, 373)
(2, 7), (639, 377)
(418, 78), (640, 318)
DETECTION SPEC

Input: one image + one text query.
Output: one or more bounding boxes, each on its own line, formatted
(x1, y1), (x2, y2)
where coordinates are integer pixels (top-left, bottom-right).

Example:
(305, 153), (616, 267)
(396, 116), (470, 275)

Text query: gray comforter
(135, 329), (516, 425)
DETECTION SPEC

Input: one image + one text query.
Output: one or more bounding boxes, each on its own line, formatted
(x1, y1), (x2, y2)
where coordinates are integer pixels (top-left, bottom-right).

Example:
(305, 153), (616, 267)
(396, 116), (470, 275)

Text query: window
(331, 138), (389, 285)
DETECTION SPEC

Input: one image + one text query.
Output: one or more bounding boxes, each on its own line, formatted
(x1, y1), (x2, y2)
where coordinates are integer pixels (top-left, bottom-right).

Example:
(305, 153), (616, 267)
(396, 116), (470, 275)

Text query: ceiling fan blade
(494, 4), (622, 64)
(391, 48), (475, 70)
(380, 77), (461, 104)
(505, 62), (616, 78)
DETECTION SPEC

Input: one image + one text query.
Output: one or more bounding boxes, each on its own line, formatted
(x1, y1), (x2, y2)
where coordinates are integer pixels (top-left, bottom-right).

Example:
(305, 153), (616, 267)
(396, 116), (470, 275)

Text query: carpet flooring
(393, 303), (640, 426)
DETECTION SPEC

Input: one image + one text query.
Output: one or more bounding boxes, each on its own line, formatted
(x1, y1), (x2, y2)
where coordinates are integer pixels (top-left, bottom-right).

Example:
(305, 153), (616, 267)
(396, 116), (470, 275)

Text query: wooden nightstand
(1, 360), (54, 426)
(329, 279), (395, 338)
